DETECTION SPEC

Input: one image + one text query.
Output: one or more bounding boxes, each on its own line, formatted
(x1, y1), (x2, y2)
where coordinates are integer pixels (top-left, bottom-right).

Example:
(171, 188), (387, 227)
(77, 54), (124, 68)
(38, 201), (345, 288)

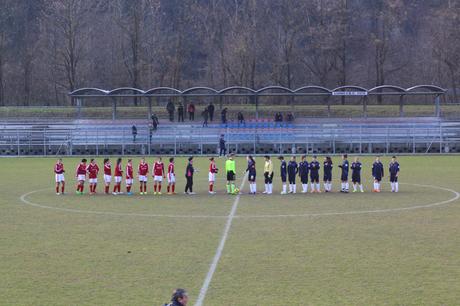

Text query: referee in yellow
(226, 153), (237, 194)
(263, 155), (274, 194)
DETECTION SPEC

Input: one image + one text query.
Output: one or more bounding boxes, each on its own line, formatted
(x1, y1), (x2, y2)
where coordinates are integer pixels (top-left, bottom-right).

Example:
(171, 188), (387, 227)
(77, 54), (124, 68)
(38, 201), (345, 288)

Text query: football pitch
(1, 156), (459, 306)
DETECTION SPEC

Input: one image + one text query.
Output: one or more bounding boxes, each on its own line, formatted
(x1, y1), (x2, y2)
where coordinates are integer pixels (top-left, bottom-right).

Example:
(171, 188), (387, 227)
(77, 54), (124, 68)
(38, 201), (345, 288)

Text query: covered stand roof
(70, 85), (446, 98)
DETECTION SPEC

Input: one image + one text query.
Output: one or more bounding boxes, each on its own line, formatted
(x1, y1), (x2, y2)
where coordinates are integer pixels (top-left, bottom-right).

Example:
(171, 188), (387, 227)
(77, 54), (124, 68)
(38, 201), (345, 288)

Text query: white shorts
(209, 172), (216, 182)
(168, 174), (176, 183)
(55, 174), (65, 183)
(77, 174), (86, 181)
(89, 178), (98, 184)
(104, 175), (112, 184)
(139, 175), (148, 182)
(126, 178), (133, 185)
(114, 176), (122, 183)
(154, 175), (163, 182)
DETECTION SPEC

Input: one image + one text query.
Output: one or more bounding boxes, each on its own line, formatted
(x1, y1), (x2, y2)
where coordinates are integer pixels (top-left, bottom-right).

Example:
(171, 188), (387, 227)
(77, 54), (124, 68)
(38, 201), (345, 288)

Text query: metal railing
(1, 122), (459, 156)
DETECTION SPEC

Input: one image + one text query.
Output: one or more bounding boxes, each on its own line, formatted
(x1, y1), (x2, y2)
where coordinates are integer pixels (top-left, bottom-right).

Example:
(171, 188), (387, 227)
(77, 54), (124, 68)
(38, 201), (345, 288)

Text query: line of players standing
(271, 154), (400, 194)
(53, 154), (400, 195)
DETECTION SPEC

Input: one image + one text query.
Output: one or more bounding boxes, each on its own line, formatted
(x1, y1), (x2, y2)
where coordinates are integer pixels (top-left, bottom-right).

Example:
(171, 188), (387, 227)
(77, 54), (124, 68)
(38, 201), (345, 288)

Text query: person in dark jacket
(287, 156), (298, 193)
(184, 157), (195, 195)
(351, 157), (364, 193)
(202, 108), (209, 127)
(389, 156), (400, 192)
(151, 113), (159, 131)
(207, 102), (215, 121)
(166, 101), (175, 122)
(298, 155), (309, 193)
(164, 288), (189, 306)
(309, 155), (321, 193)
(246, 155), (257, 194)
(338, 154), (349, 193)
(237, 111), (245, 125)
(131, 125), (137, 142)
(221, 108), (228, 124)
(323, 156), (333, 192)
(177, 103), (184, 122)
(279, 156), (287, 194)
(372, 156), (384, 192)
(219, 135), (226, 157)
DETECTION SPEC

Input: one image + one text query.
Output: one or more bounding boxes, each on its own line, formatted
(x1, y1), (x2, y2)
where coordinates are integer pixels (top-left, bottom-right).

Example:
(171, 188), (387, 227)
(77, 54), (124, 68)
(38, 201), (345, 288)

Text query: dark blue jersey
(287, 161), (298, 176)
(351, 162), (362, 176)
(323, 161), (333, 176)
(309, 161), (320, 175)
(339, 160), (349, 176)
(298, 161), (309, 177)
(389, 162), (400, 175)
(372, 161), (384, 178)
(280, 160), (287, 177)
(246, 160), (256, 174)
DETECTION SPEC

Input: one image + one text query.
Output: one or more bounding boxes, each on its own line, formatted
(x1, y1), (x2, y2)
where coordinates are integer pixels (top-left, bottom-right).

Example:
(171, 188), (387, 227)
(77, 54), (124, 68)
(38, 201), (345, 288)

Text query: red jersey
(114, 163), (123, 177)
(104, 162), (111, 176)
(126, 164), (133, 179)
(87, 163), (99, 179)
(168, 163), (175, 175)
(138, 162), (149, 176)
(153, 162), (165, 176)
(209, 161), (217, 173)
(54, 162), (64, 174)
(76, 163), (87, 175)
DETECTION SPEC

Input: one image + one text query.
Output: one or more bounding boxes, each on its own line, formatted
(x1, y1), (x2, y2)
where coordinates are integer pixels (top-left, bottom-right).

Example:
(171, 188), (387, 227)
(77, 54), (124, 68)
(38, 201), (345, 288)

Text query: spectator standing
(166, 101), (175, 122)
(151, 113), (159, 131)
(202, 108), (209, 127)
(237, 111), (245, 125)
(187, 103), (195, 121)
(221, 107), (228, 124)
(177, 103), (184, 122)
(131, 125), (137, 142)
(219, 134), (226, 157)
(208, 102), (215, 121)
(286, 112), (294, 122)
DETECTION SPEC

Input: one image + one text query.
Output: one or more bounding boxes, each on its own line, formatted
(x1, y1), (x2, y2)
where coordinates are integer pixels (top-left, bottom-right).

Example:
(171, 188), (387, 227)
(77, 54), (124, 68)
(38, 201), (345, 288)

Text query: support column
(363, 96), (368, 118)
(435, 95), (441, 117)
(254, 94), (259, 119)
(76, 98), (82, 119)
(148, 97), (153, 119)
(399, 95), (404, 117)
(326, 96), (331, 117)
(112, 97), (117, 121)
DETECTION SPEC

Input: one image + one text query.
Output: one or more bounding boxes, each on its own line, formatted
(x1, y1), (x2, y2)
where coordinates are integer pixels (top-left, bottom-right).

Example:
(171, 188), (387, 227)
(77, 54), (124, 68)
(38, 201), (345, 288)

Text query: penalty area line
(194, 174), (247, 306)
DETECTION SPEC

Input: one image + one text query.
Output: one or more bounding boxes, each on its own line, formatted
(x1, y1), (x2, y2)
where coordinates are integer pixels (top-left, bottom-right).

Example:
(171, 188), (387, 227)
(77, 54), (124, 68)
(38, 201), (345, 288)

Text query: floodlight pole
(399, 95), (404, 117)
(112, 97), (117, 120)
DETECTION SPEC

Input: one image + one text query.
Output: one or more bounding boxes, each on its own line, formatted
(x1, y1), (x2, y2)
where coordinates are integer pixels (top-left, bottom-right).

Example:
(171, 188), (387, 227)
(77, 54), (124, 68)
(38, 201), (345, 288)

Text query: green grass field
(1, 156), (460, 305)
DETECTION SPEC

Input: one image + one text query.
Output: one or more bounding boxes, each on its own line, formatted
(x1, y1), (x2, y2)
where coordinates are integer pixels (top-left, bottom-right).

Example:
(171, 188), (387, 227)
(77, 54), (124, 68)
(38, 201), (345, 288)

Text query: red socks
(105, 186), (109, 194)
(172, 185), (175, 193)
(56, 186), (59, 193)
(209, 184), (213, 192)
(158, 185), (161, 192)
(127, 186), (131, 192)
(154, 185), (157, 192)
(167, 185), (170, 192)
(61, 185), (65, 193)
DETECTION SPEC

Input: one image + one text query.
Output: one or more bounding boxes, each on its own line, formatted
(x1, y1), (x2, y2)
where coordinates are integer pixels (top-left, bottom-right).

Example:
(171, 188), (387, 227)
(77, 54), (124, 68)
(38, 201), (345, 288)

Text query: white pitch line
(194, 174), (247, 306)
